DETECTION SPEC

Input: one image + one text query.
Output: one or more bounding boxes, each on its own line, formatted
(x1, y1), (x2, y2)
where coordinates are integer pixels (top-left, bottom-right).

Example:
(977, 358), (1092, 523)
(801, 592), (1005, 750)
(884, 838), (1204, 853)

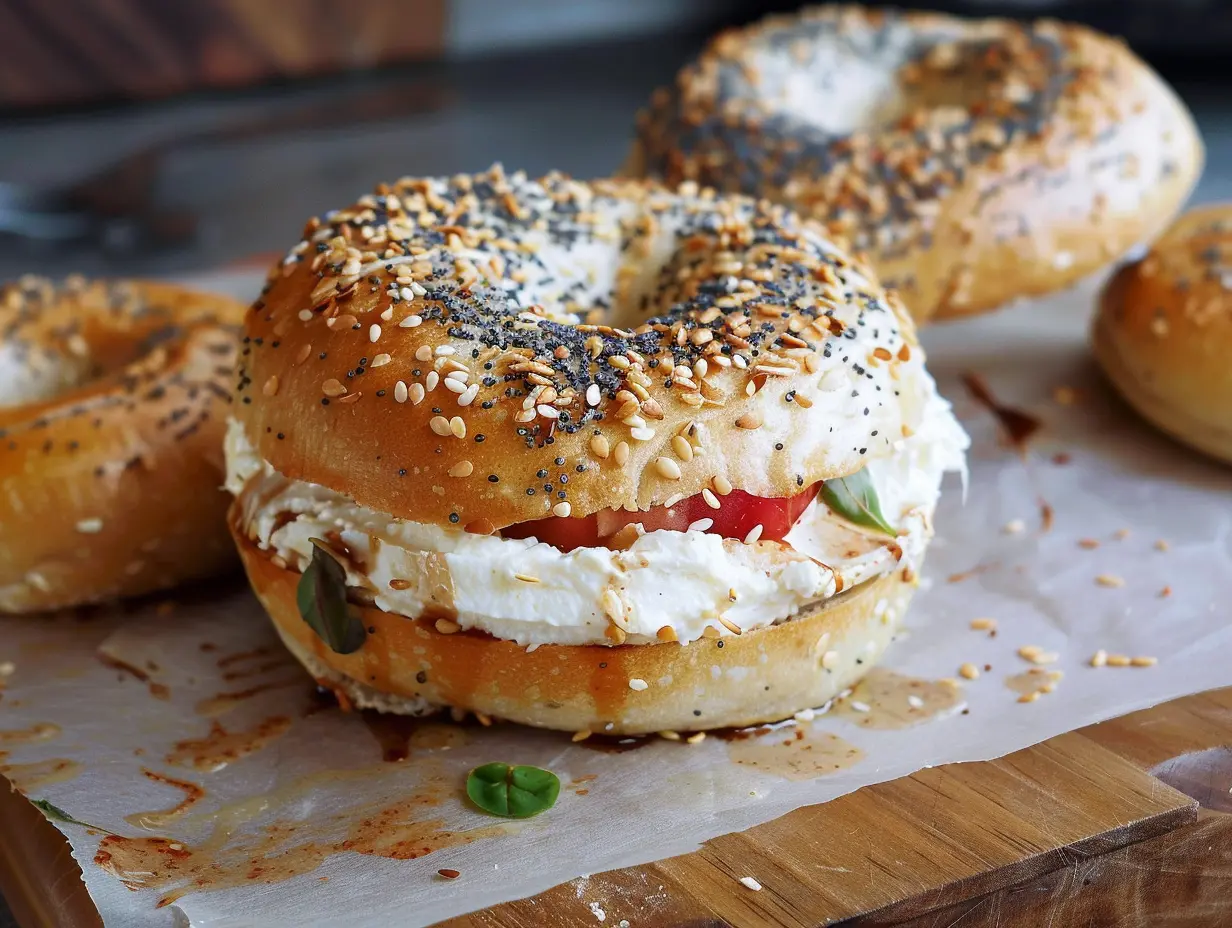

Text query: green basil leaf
(31, 798), (111, 833)
(820, 468), (896, 537)
(466, 763), (560, 819)
(297, 540), (367, 655)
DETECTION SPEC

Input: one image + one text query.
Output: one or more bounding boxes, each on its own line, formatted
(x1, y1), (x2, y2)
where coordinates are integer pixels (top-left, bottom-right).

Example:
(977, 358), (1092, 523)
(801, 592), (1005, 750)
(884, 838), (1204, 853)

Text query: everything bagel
(0, 277), (245, 612)
(227, 167), (968, 732)
(628, 5), (1203, 322)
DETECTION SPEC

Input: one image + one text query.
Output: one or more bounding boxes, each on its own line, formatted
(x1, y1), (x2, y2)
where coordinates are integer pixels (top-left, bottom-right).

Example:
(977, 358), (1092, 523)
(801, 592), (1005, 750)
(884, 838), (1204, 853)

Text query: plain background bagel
(234, 521), (915, 735)
(1093, 204), (1232, 465)
(0, 277), (246, 612)
(628, 5), (1203, 323)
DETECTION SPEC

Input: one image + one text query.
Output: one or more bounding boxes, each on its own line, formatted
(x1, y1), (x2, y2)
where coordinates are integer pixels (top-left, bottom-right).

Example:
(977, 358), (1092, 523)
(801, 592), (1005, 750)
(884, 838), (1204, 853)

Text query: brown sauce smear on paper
(99, 654), (171, 701)
(125, 770), (206, 830)
(727, 725), (865, 781)
(94, 773), (504, 907)
(195, 679), (305, 717)
(962, 372), (1042, 455)
(361, 715), (471, 763)
(1006, 668), (1063, 699)
(0, 755), (82, 791)
(830, 669), (964, 729)
(167, 717), (293, 773)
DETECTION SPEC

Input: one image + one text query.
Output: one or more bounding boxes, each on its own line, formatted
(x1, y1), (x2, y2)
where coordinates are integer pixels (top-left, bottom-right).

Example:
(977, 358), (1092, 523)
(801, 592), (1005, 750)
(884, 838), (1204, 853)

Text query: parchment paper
(2, 270), (1230, 928)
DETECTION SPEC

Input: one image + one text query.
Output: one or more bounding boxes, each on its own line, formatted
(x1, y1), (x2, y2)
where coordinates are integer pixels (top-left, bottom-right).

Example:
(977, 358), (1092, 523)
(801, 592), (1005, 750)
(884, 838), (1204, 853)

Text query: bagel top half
(234, 166), (938, 532)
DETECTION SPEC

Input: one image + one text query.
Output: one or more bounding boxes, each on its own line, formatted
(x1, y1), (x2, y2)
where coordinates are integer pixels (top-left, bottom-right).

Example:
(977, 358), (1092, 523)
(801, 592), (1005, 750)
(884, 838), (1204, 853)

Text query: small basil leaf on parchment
(31, 798), (113, 834)
(820, 468), (896, 537)
(466, 763), (560, 819)
(296, 539), (367, 654)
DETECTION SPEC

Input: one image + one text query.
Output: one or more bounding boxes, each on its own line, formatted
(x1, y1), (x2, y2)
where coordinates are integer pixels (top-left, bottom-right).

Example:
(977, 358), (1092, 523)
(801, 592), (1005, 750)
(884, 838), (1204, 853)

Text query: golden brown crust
(235, 524), (913, 734)
(628, 5), (1203, 322)
(236, 168), (936, 532)
(0, 277), (246, 611)
(1093, 205), (1232, 465)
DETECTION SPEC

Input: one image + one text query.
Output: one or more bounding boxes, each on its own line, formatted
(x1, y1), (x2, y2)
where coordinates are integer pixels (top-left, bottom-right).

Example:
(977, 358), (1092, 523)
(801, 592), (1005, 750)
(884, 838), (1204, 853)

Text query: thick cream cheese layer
(226, 393), (966, 647)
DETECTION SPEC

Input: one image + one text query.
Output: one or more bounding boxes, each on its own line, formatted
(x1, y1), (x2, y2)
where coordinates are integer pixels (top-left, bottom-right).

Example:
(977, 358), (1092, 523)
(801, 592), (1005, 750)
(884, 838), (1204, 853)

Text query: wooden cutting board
(4, 689), (1231, 928)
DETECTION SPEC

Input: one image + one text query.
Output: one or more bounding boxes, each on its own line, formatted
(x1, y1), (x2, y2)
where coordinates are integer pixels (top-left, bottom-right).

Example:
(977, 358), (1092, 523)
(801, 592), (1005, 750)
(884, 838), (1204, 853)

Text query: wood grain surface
(0, 0), (446, 108)
(3, 690), (1230, 927)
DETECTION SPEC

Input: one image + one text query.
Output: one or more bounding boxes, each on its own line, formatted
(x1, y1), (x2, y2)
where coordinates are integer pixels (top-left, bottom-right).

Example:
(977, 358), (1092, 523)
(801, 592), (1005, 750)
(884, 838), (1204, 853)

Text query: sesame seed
(552, 501), (572, 518)
(1018, 692), (1040, 704)
(655, 457), (682, 480)
(702, 488), (721, 509)
(735, 412), (762, 430)
(448, 461), (474, 478)
(713, 475), (733, 495)
(601, 588), (625, 624)
(1078, 538), (1100, 549)
(514, 573), (541, 583)
(430, 416), (451, 436)
(1154, 539), (1169, 551)
(586, 383), (601, 406)
(322, 378), (346, 397)
(672, 434), (694, 462)
(449, 416), (466, 439)
(821, 649), (839, 670)
(435, 346), (456, 357)
(628, 678), (649, 691)
(1089, 650), (1108, 667)
(590, 435), (610, 459)
(399, 314), (423, 328)
(1017, 646), (1058, 665)
(658, 730), (682, 741)
(630, 427), (656, 442)
(1106, 654), (1131, 667)
(571, 730), (591, 742)
(415, 345), (433, 362)
(685, 732), (706, 744)
(370, 353), (391, 368)
(970, 618), (997, 631)
(1003, 519), (1025, 534)
(739, 877), (762, 892)
(743, 523), (763, 544)
(75, 518), (104, 534)
(1096, 574), (1125, 588)
(687, 518), (714, 532)
(394, 381), (408, 403)
(850, 700), (871, 713)
(716, 614), (742, 635)
(369, 324), (382, 342)
(435, 619), (460, 635)
(907, 695), (925, 709)
(1130, 656), (1158, 667)
(613, 441), (630, 466)
(409, 383), (425, 404)
(958, 662), (980, 680)
(458, 384), (480, 406)
(298, 309), (313, 321)
(444, 378), (467, 395)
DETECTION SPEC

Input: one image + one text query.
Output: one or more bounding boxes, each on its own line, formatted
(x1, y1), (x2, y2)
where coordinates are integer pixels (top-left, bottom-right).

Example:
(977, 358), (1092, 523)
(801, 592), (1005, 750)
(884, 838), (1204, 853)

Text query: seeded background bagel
(235, 525), (914, 734)
(1093, 204), (1232, 465)
(0, 276), (244, 612)
(628, 5), (1203, 322)
(235, 167), (936, 533)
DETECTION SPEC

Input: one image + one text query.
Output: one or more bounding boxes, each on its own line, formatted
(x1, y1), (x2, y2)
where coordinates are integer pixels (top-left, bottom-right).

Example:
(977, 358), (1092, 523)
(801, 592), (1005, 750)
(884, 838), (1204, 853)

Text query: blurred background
(0, 0), (1229, 283)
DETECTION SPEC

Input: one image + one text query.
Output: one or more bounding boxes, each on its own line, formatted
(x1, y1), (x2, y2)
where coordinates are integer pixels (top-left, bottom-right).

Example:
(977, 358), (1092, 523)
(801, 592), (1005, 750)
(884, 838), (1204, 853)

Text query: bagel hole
(756, 30), (1007, 136)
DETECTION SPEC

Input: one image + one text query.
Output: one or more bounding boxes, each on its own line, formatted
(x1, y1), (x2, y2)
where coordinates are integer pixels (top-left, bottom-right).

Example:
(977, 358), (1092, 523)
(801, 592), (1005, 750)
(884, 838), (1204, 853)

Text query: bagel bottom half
(233, 522), (915, 735)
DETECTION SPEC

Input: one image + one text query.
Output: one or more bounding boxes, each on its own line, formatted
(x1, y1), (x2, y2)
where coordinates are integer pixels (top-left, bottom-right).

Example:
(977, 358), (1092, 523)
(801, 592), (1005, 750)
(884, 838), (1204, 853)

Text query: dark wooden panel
(0, 0), (447, 108)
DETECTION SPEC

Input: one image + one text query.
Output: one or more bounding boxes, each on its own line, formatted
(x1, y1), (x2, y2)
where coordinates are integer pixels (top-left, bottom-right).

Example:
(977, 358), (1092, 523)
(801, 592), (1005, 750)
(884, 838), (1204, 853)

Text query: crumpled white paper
(2, 271), (1230, 928)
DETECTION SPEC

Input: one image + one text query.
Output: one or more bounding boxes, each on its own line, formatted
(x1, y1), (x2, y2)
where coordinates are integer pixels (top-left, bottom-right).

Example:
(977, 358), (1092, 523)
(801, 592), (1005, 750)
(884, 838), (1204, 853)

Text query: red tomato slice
(500, 482), (821, 552)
